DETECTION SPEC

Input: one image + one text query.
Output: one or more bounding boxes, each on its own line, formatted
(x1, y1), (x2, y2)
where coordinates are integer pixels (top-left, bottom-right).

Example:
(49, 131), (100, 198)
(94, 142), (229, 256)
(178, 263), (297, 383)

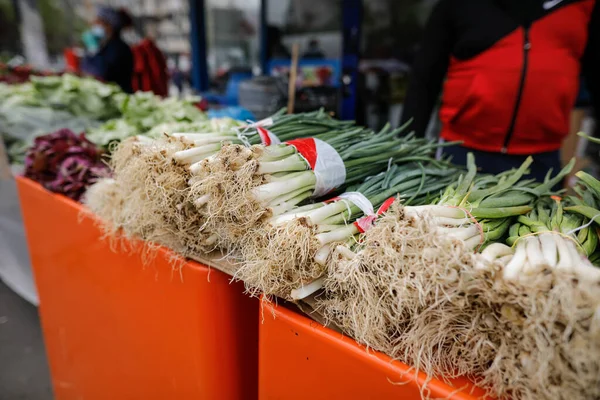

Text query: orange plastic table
(259, 299), (490, 400)
(17, 177), (258, 400)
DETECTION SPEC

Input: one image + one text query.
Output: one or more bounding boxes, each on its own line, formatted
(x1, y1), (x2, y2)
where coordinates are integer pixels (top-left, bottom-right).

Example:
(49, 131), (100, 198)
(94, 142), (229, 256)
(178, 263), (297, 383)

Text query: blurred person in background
(401, 0), (599, 182)
(267, 26), (291, 59)
(81, 6), (134, 93)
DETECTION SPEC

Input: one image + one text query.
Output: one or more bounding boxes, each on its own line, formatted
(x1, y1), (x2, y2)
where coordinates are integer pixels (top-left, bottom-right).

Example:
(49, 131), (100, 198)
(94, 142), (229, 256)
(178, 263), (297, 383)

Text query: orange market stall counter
(259, 299), (491, 400)
(16, 176), (258, 400)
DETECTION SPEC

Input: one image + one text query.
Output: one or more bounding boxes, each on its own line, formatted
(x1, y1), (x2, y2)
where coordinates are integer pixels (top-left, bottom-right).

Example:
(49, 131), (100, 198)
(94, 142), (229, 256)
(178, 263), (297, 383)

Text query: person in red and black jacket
(401, 0), (600, 182)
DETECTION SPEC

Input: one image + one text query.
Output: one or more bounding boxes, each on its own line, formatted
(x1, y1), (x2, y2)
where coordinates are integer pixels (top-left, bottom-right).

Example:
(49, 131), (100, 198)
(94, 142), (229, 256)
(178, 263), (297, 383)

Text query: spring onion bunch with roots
(417, 155), (574, 249)
(235, 160), (461, 299)
(329, 154), (570, 268)
(321, 198), (600, 400)
(189, 120), (446, 250)
(565, 170), (600, 263)
(84, 135), (214, 259)
(171, 108), (353, 168)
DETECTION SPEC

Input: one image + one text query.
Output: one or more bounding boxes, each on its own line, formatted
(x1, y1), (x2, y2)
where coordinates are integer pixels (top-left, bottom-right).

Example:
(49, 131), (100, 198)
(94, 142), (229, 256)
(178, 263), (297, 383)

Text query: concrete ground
(0, 280), (53, 400)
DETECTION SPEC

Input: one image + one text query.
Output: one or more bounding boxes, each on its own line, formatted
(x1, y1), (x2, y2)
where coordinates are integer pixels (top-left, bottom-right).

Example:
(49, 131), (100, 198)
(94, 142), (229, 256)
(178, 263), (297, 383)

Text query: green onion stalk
(565, 171), (600, 266)
(235, 161), (461, 300)
(398, 153), (575, 252)
(189, 120), (450, 250)
(171, 108), (355, 169)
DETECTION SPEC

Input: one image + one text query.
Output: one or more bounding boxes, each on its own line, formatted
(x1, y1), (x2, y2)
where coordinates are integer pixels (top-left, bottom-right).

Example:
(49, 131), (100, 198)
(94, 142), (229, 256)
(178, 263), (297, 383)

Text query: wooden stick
(287, 43), (299, 114)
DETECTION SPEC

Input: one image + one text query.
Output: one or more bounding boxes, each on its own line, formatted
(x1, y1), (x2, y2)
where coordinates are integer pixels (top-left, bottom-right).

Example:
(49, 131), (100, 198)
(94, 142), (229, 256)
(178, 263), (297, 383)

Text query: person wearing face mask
(81, 6), (134, 93)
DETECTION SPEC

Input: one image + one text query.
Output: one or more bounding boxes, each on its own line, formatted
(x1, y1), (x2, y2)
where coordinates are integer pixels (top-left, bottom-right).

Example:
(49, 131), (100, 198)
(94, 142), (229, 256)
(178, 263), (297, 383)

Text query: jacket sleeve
(400, 0), (454, 137)
(582, 0), (600, 121)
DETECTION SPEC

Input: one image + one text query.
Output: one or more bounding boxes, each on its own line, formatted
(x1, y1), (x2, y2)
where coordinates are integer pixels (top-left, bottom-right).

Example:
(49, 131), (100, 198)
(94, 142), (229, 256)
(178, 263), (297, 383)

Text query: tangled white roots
(188, 143), (272, 251)
(84, 136), (213, 261)
(235, 217), (325, 299)
(321, 204), (600, 399)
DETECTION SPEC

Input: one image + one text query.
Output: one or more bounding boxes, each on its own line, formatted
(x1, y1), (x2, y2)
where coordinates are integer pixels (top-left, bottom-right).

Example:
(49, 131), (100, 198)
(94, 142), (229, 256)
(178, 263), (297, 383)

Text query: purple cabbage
(24, 129), (110, 201)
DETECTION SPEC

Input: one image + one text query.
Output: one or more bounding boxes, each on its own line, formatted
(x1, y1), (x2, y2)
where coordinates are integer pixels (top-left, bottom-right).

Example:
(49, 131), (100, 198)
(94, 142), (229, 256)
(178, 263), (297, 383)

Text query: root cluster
(84, 136), (213, 259)
(188, 143), (272, 250)
(321, 204), (600, 400)
(236, 217), (325, 298)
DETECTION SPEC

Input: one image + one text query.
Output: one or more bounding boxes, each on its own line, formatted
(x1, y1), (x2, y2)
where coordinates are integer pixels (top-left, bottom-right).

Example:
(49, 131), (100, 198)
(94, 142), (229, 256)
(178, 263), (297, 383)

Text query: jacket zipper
(502, 26), (531, 154)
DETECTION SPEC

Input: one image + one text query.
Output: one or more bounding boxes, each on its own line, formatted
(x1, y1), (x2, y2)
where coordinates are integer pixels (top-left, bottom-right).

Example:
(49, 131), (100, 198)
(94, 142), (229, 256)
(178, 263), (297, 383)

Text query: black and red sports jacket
(131, 38), (169, 97)
(401, 0), (599, 154)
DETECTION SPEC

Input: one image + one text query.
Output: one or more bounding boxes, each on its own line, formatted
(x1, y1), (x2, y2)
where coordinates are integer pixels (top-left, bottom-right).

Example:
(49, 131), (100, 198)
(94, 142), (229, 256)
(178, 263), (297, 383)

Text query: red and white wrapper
(257, 126), (281, 146)
(244, 117), (274, 128)
(353, 197), (396, 233)
(338, 192), (374, 217)
(286, 138), (346, 197)
(237, 118), (281, 146)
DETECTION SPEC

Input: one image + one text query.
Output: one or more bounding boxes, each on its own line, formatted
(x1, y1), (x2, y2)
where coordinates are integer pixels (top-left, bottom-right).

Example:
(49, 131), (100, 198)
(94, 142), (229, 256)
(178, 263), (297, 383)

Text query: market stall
(8, 84), (599, 399)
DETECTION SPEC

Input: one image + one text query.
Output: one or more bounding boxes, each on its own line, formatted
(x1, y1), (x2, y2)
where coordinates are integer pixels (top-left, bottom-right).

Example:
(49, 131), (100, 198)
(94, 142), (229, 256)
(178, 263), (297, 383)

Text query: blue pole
(189, 0), (209, 92)
(340, 0), (361, 120)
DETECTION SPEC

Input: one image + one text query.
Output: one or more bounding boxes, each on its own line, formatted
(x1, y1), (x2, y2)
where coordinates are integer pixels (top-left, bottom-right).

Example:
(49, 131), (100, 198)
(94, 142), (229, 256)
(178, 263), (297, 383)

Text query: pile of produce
(0, 75), (121, 163)
(321, 157), (600, 400)
(44, 109), (600, 399)
(24, 129), (109, 201)
(0, 74), (212, 164)
(86, 91), (212, 146)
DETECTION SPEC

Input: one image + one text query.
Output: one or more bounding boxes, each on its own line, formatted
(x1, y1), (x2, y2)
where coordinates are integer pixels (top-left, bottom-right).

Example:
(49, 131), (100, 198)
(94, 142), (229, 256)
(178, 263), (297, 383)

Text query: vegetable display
(0, 75), (211, 164)
(24, 129), (109, 201)
(86, 91), (209, 146)
(29, 111), (600, 400)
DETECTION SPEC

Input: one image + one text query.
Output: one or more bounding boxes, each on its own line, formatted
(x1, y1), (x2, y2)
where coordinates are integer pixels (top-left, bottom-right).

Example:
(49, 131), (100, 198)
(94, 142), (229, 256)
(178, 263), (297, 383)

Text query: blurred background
(1, 0), (442, 130)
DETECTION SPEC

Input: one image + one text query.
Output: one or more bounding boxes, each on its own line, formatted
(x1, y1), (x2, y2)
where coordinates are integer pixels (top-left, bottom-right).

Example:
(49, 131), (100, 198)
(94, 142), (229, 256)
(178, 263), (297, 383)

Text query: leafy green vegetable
(86, 91), (208, 145)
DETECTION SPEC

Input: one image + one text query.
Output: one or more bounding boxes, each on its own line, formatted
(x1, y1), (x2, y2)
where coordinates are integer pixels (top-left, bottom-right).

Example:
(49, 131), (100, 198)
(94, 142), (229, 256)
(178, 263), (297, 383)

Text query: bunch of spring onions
(501, 196), (600, 282)
(332, 154), (574, 269)
(172, 108), (354, 169)
(217, 122), (441, 207)
(188, 120), (456, 252)
(236, 160), (462, 300)
(564, 171), (600, 265)
(293, 163), (462, 299)
(407, 154), (574, 249)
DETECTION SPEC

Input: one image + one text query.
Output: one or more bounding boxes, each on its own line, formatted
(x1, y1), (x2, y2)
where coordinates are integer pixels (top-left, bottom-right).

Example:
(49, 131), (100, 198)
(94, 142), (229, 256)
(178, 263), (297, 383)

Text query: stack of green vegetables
(0, 74), (222, 166)
(86, 91), (211, 146)
(0, 75), (122, 163)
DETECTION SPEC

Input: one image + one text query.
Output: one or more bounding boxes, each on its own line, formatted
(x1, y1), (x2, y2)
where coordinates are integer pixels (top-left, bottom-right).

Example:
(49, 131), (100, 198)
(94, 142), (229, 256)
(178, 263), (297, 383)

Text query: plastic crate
(16, 177), (258, 400)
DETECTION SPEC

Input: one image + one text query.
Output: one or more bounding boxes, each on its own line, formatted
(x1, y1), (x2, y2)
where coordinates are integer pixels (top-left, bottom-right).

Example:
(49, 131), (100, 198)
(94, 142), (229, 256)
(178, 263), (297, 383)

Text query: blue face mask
(82, 30), (99, 53)
(91, 25), (106, 40)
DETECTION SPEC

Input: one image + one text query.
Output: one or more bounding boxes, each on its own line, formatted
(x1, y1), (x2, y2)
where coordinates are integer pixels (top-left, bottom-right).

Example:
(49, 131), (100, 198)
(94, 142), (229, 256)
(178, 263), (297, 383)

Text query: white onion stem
(290, 277), (325, 300)
(539, 233), (557, 268)
(405, 205), (467, 219)
(252, 171), (316, 204)
(316, 224), (359, 246)
(481, 243), (514, 262)
(555, 235), (573, 271)
(335, 245), (357, 260)
(504, 240), (527, 280)
(525, 237), (545, 269)
(257, 154), (308, 175)
(314, 245), (332, 266)
(439, 225), (479, 241)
